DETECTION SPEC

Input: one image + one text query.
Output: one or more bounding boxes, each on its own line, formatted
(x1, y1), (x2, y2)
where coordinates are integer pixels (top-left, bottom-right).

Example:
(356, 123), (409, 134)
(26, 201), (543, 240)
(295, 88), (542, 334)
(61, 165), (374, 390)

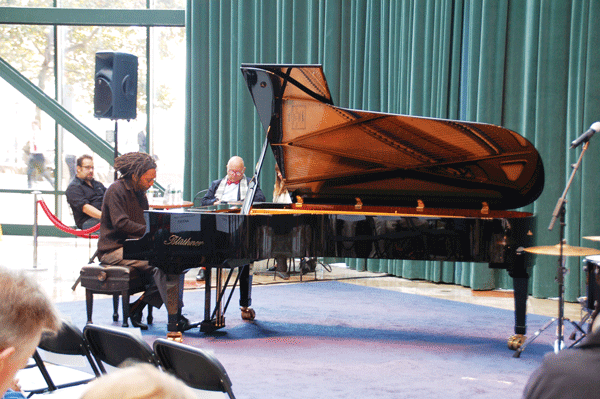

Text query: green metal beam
(2, 224), (73, 237)
(0, 7), (185, 27)
(0, 55), (115, 165)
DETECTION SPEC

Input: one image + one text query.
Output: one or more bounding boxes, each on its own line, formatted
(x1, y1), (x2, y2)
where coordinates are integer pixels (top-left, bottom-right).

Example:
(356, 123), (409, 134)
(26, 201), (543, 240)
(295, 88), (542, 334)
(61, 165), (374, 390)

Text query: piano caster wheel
(240, 306), (256, 321)
(166, 331), (183, 343)
(508, 334), (526, 350)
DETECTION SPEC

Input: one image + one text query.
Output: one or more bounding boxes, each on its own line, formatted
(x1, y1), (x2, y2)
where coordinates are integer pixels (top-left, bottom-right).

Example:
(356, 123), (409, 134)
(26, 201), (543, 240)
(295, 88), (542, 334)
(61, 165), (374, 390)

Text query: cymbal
(523, 243), (600, 256)
(583, 236), (600, 242)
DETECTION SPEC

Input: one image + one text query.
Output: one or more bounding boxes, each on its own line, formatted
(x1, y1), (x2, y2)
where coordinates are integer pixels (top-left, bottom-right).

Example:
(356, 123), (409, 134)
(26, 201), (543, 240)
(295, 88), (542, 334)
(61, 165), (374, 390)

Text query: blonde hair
(80, 363), (197, 399)
(273, 163), (287, 198)
(0, 267), (61, 351)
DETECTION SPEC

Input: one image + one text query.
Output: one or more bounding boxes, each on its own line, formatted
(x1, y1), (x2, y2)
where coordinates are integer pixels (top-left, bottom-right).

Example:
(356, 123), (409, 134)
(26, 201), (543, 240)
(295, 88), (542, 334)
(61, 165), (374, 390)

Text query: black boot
(176, 311), (192, 332)
(130, 300), (148, 330)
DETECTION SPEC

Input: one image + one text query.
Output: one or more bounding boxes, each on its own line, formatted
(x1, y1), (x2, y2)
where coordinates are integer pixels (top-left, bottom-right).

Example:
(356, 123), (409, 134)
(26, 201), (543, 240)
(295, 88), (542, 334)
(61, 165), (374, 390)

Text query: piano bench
(79, 264), (152, 328)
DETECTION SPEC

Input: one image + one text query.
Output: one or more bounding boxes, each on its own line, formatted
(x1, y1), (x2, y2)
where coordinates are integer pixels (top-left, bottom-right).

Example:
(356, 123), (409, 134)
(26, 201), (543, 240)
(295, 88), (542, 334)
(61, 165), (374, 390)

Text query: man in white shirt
(198, 156), (266, 282)
(201, 156), (266, 205)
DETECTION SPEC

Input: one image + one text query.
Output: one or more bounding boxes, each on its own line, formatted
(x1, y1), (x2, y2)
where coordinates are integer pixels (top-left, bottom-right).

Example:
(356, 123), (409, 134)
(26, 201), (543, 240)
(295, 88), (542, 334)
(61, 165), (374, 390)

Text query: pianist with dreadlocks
(96, 152), (190, 331)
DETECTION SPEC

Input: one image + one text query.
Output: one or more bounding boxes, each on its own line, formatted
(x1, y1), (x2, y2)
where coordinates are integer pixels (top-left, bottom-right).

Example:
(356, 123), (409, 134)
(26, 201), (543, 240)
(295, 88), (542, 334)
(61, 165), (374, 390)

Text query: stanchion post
(32, 190), (41, 269)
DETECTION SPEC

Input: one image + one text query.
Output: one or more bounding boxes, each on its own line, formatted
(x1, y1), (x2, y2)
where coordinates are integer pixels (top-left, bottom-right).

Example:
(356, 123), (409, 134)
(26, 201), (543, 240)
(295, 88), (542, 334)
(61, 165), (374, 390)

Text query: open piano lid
(240, 64), (544, 211)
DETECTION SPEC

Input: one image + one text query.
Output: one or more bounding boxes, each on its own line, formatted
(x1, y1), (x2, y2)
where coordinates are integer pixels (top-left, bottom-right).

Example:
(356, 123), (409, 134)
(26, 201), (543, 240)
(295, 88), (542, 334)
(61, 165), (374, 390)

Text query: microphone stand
(514, 141), (590, 357)
(193, 189), (209, 204)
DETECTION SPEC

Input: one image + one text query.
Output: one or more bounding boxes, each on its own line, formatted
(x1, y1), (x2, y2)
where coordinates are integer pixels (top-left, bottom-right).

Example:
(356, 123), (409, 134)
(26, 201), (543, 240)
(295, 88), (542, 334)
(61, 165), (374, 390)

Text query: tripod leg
(568, 312), (590, 343)
(566, 316), (594, 348)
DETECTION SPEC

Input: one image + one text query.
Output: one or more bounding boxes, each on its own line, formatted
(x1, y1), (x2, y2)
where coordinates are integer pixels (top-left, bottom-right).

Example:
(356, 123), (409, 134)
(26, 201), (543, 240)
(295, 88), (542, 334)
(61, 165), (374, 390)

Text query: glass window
(61, 24), (149, 173)
(0, 24), (56, 191)
(0, 0), (184, 9)
(0, 1), (54, 6)
(0, 8), (186, 231)
(150, 26), (185, 189)
(153, 0), (185, 9)
(0, 192), (58, 226)
(60, 0), (146, 8)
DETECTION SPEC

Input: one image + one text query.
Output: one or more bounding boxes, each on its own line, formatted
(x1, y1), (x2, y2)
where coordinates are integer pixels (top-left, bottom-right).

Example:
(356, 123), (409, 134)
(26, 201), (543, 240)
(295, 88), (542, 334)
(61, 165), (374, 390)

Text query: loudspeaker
(94, 51), (138, 120)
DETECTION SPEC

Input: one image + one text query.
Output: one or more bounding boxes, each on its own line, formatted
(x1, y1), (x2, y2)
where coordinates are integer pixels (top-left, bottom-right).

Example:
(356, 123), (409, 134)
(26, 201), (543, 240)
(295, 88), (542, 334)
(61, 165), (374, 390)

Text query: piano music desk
(149, 201), (194, 210)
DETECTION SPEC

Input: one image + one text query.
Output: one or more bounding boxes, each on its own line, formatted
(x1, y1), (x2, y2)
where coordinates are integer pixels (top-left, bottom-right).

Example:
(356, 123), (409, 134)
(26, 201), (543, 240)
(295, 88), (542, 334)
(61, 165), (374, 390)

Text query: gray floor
(0, 234), (584, 320)
(1, 234), (589, 399)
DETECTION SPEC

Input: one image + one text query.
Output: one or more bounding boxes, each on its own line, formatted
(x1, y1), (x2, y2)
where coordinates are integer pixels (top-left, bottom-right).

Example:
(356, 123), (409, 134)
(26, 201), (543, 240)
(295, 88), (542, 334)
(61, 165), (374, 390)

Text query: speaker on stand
(94, 51), (138, 179)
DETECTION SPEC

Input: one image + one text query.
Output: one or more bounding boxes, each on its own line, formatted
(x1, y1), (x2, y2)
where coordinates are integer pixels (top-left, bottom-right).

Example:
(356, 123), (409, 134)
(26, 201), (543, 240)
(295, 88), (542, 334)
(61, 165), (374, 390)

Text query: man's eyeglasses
(81, 166), (94, 170)
(228, 170), (243, 176)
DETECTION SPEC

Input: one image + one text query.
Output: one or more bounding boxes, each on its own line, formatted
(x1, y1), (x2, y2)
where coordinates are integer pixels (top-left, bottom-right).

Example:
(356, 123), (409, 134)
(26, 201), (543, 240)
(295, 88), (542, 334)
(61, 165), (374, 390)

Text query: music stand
(513, 142), (592, 358)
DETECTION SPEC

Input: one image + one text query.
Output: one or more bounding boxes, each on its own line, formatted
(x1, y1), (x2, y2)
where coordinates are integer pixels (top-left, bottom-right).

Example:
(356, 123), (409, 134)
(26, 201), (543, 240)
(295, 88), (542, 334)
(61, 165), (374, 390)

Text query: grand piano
(124, 64), (544, 348)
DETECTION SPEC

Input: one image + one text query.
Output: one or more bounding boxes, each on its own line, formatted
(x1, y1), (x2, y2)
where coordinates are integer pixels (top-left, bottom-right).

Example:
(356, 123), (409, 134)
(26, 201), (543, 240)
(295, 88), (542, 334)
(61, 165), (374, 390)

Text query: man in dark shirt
(65, 155), (106, 229)
(97, 152), (188, 331)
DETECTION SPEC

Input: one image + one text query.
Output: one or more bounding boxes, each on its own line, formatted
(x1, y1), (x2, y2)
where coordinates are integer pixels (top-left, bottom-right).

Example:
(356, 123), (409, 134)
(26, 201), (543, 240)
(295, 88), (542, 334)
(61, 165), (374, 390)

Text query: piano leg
(200, 266), (215, 332)
(239, 264), (252, 307)
(239, 264), (256, 321)
(496, 248), (530, 350)
(508, 251), (529, 350)
(513, 276), (528, 336)
(508, 276), (528, 350)
(165, 273), (182, 339)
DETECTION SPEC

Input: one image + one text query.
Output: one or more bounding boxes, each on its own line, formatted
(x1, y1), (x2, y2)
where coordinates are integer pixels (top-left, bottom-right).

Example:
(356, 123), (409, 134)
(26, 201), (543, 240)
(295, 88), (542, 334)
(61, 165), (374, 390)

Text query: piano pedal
(240, 306), (256, 321)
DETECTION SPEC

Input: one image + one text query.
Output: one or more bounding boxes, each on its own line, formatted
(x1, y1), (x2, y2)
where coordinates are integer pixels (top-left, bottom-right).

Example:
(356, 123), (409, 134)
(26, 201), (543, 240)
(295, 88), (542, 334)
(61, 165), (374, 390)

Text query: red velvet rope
(37, 199), (99, 239)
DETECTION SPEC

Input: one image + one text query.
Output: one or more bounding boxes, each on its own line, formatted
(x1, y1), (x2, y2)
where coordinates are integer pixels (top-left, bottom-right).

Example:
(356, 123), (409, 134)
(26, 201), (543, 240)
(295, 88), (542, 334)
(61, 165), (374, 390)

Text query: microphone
(571, 121), (600, 149)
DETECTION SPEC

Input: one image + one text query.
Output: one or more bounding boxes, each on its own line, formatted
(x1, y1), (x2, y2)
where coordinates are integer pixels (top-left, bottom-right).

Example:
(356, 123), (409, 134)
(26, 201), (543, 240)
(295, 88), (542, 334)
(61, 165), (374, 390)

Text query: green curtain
(185, 0), (600, 301)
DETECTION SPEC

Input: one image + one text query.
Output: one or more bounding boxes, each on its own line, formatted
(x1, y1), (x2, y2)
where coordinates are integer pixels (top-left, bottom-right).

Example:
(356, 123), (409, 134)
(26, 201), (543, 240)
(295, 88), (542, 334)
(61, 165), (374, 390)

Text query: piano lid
(240, 64), (544, 210)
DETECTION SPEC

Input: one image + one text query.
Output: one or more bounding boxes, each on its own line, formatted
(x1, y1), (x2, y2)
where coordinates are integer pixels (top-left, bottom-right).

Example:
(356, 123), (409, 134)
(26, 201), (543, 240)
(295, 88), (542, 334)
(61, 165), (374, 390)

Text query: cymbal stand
(514, 206), (587, 356)
(514, 142), (590, 358)
(569, 306), (597, 347)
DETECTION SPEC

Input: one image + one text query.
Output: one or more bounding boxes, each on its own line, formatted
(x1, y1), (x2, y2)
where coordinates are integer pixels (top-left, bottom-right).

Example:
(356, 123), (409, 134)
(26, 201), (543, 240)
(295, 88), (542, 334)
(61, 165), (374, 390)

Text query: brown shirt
(97, 178), (148, 258)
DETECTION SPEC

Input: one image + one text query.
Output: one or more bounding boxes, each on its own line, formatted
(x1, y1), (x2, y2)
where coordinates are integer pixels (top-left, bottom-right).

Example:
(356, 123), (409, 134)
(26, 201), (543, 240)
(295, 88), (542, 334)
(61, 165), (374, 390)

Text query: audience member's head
(521, 315), (600, 399)
(0, 267), (61, 396)
(114, 152), (157, 192)
(80, 363), (197, 399)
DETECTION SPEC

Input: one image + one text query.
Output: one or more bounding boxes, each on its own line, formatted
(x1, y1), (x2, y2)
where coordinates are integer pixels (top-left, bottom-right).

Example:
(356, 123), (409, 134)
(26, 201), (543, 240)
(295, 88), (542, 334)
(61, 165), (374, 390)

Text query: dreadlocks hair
(114, 152), (157, 180)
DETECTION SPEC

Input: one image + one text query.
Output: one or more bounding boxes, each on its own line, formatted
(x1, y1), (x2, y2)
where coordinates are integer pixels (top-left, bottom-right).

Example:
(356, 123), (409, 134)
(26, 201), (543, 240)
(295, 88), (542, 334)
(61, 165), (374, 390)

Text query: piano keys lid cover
(240, 64), (544, 211)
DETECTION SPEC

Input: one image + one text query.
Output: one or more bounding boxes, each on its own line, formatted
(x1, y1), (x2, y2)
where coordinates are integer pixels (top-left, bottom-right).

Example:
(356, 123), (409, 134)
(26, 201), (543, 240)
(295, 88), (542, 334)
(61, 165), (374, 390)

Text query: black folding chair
(18, 319), (100, 396)
(153, 338), (236, 399)
(82, 323), (159, 374)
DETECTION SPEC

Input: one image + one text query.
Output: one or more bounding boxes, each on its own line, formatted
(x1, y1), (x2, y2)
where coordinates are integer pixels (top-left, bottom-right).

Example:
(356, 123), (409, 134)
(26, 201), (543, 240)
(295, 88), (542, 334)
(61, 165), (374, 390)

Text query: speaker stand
(113, 120), (118, 180)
